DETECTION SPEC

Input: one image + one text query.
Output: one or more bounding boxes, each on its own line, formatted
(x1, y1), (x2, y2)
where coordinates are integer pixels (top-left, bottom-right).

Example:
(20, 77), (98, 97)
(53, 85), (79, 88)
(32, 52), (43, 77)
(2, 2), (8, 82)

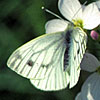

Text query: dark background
(0, 0), (100, 100)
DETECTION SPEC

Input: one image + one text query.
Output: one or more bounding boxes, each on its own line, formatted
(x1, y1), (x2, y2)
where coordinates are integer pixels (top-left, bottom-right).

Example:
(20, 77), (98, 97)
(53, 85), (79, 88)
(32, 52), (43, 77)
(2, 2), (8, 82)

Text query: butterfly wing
(7, 26), (87, 91)
(7, 32), (65, 78)
(7, 31), (70, 90)
(68, 27), (87, 88)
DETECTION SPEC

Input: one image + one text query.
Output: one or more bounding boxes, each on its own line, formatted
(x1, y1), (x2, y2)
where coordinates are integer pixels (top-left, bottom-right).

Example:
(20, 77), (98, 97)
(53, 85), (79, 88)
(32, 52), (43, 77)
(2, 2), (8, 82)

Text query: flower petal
(45, 19), (68, 34)
(75, 93), (82, 100)
(96, 1), (100, 10)
(80, 53), (100, 72)
(83, 2), (100, 29)
(81, 73), (100, 100)
(58, 0), (82, 21)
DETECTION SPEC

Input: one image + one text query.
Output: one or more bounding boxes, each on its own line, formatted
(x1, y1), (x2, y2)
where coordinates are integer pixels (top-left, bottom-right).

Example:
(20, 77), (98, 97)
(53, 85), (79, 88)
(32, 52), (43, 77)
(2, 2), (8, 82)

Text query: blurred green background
(0, 0), (100, 100)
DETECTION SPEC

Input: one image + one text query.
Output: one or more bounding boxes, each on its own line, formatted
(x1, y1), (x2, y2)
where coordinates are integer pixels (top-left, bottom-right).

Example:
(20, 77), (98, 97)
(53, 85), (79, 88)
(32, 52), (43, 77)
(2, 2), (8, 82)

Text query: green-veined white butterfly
(7, 24), (87, 91)
(8, 0), (100, 91)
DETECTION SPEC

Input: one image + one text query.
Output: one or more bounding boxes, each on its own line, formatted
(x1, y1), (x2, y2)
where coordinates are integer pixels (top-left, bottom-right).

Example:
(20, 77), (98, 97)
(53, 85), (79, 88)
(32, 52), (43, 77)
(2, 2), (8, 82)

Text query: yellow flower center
(72, 18), (84, 29)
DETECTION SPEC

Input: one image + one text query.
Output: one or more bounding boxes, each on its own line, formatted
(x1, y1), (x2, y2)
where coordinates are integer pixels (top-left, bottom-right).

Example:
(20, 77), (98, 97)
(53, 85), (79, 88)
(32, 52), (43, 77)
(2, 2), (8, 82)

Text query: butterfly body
(64, 28), (73, 71)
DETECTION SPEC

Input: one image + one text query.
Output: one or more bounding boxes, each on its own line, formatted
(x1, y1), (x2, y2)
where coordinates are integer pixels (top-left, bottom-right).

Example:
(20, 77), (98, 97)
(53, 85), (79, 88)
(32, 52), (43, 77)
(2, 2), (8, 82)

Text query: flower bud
(90, 30), (99, 40)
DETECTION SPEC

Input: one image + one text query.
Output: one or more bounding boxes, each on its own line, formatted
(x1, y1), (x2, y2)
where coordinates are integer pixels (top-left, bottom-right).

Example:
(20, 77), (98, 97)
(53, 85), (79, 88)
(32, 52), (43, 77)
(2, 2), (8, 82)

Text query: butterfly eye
(27, 60), (34, 67)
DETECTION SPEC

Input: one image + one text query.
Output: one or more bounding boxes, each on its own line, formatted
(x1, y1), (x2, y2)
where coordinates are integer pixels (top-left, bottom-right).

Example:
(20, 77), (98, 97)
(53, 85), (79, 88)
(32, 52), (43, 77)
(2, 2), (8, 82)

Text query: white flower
(75, 53), (100, 100)
(45, 0), (100, 34)
(75, 73), (100, 100)
(80, 53), (100, 72)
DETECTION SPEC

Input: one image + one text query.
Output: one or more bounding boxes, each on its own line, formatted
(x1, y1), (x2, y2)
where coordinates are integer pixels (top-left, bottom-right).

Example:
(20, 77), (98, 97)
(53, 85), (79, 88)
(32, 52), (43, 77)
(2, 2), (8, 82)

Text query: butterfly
(7, 24), (87, 91)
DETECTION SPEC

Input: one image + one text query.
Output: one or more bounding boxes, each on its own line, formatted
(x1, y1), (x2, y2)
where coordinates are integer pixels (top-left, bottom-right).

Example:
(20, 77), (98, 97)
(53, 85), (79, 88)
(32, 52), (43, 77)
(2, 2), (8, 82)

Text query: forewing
(68, 27), (87, 88)
(7, 32), (67, 80)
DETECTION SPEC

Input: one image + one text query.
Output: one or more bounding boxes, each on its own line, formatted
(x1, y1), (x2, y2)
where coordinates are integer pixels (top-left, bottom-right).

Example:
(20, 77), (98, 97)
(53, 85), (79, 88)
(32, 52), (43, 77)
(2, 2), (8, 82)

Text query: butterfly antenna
(72, 1), (87, 20)
(42, 6), (63, 19)
(42, 6), (73, 25)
